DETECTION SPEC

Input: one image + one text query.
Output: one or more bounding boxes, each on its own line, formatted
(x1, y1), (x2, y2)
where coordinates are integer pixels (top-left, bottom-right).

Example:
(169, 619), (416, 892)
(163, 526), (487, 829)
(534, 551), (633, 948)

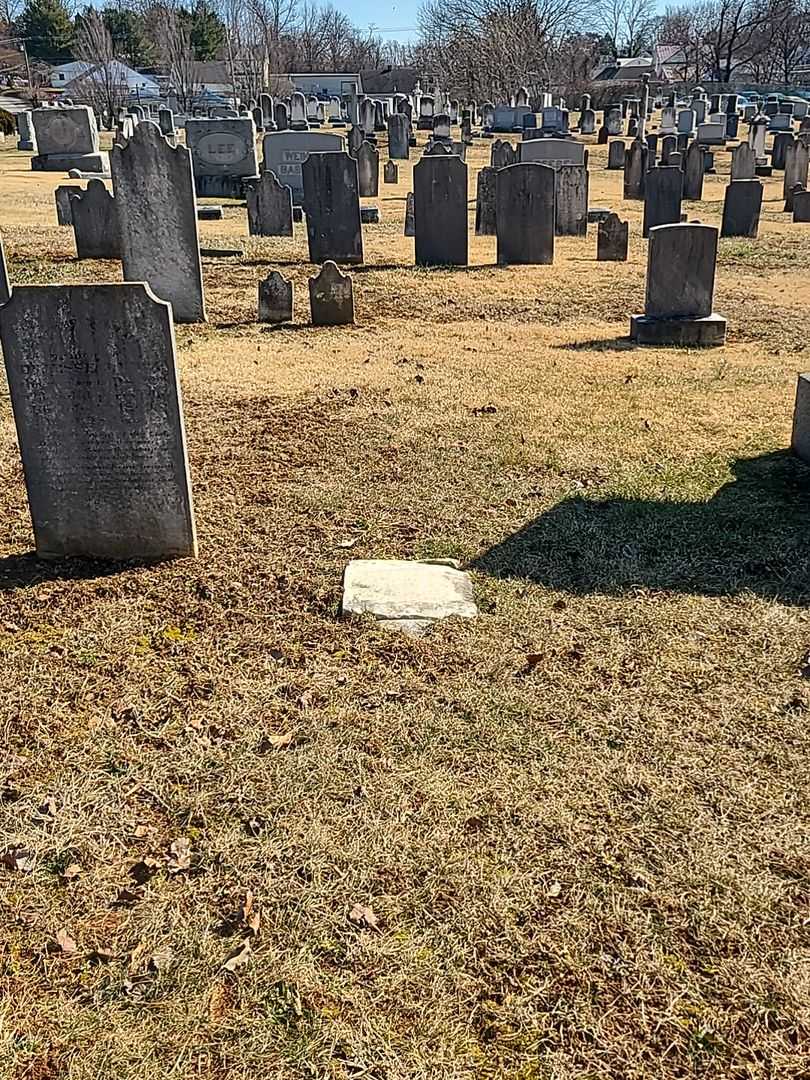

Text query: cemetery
(0, 78), (810, 1079)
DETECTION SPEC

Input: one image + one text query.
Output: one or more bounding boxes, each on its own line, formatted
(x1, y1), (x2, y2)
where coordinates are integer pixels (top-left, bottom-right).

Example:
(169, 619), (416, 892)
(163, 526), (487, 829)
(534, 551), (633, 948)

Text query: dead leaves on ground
(348, 902), (381, 933)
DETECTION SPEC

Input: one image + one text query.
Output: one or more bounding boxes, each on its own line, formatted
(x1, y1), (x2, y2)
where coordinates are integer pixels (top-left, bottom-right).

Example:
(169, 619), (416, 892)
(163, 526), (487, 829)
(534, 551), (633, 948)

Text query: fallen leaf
(335, 537), (359, 549)
(132, 824), (149, 838)
(547, 881), (562, 898)
(167, 838), (192, 874)
(222, 937), (252, 973)
(89, 948), (115, 964)
(1, 846), (35, 872)
(239, 890), (261, 934)
(51, 928), (78, 955)
(348, 902), (380, 932)
(61, 863), (82, 882)
(261, 731), (295, 751)
(129, 857), (160, 884)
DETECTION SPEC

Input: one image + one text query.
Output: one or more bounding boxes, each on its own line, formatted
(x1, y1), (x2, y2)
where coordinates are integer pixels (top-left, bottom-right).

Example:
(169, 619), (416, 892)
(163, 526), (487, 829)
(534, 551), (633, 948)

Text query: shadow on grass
(472, 451), (810, 603)
(0, 552), (136, 592)
(553, 336), (635, 351)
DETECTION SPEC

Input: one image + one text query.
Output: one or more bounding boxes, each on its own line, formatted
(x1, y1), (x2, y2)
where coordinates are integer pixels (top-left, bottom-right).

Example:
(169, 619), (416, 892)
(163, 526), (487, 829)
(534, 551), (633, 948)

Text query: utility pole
(21, 40), (32, 98)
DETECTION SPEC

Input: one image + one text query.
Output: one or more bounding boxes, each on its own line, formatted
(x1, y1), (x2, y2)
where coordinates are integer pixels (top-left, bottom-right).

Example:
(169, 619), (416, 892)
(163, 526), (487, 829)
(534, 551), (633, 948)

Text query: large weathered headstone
(356, 140), (379, 197)
(387, 113), (409, 159)
(185, 117), (258, 198)
(245, 170), (293, 236)
(623, 139), (646, 198)
(0, 283), (197, 560)
(111, 121), (206, 323)
(630, 223), (726, 345)
(642, 165), (683, 237)
(496, 163), (554, 264)
(721, 178), (763, 237)
(258, 270), (293, 323)
(413, 154), (468, 267)
(30, 106), (106, 172)
(597, 213), (628, 261)
(520, 138), (585, 169)
(555, 164), (588, 236)
(475, 166), (497, 235)
(309, 261), (354, 325)
(70, 179), (121, 260)
(302, 152), (363, 264)
(491, 139), (517, 167)
(262, 130), (344, 204)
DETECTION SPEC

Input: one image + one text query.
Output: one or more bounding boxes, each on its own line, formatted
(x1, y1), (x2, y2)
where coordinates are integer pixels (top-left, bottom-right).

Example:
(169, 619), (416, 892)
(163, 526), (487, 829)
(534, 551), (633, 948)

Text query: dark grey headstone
(70, 179), (121, 260)
(496, 162), (555, 265)
(659, 134), (677, 164)
(683, 139), (705, 200)
(258, 270), (292, 323)
(55, 184), (80, 226)
(597, 212), (628, 261)
(384, 160), (398, 183)
(491, 139), (517, 167)
(793, 188), (810, 222)
(0, 231), (9, 304)
(721, 179), (763, 237)
(246, 170), (293, 236)
(623, 140), (646, 198)
(309, 261), (354, 325)
(772, 132), (794, 171)
(642, 165), (683, 237)
(388, 113), (409, 159)
(0, 283), (197, 560)
(302, 151), (363, 264)
(607, 140), (625, 169)
(413, 154), (468, 267)
(404, 192), (414, 236)
(645, 223), (717, 317)
(555, 164), (588, 236)
(475, 165), (497, 235)
(356, 141), (379, 197)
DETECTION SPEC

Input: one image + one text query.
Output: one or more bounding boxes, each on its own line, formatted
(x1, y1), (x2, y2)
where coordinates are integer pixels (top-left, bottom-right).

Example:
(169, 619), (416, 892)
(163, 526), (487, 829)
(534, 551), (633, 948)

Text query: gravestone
(555, 164), (588, 236)
(731, 142), (756, 180)
(16, 111), (36, 152)
(683, 139), (705, 200)
(475, 166), (497, 235)
(262, 130), (344, 204)
(309, 261), (354, 325)
(720, 178), (763, 237)
(341, 559), (477, 636)
(290, 92), (308, 130)
(159, 108), (175, 137)
(111, 121), (205, 323)
(356, 141), (379, 197)
(491, 139), (517, 167)
(597, 212), (628, 260)
(348, 124), (363, 156)
(659, 135), (677, 164)
(258, 270), (293, 323)
(55, 184), (80, 225)
(70, 179), (121, 259)
(260, 93), (275, 131)
(0, 283), (197, 559)
(630, 223), (726, 345)
(496, 163), (555, 264)
(579, 95), (595, 134)
(359, 98), (376, 137)
(275, 101), (288, 131)
(642, 166), (683, 237)
(413, 154), (468, 267)
(784, 140), (810, 203)
(520, 138), (585, 169)
(607, 140), (625, 169)
(772, 132), (794, 171)
(185, 117), (258, 197)
(404, 191), (415, 236)
(384, 160), (398, 183)
(0, 231), (9, 304)
(605, 107), (623, 136)
(245, 170), (293, 236)
(623, 139), (647, 198)
(302, 151), (363, 265)
(794, 189), (810, 222)
(388, 113), (409, 159)
(30, 105), (106, 172)
(791, 373), (810, 464)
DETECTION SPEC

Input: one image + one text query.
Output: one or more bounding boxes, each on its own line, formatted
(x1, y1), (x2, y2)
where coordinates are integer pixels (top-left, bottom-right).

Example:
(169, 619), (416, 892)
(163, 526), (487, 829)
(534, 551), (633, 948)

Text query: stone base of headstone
(32, 152), (108, 172)
(194, 174), (247, 199)
(197, 205), (224, 220)
(755, 164), (773, 177)
(629, 313), (727, 346)
(588, 207), (611, 222)
(17, 140), (35, 151)
(791, 373), (810, 464)
(480, 131), (493, 139)
(291, 122), (309, 131)
(341, 558), (477, 637)
(360, 205), (379, 223)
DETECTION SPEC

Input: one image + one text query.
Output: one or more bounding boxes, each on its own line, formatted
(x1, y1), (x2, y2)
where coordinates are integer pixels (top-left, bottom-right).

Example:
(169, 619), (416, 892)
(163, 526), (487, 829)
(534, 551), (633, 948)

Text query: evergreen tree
(180, 0), (225, 62)
(100, 6), (155, 67)
(19, 0), (74, 63)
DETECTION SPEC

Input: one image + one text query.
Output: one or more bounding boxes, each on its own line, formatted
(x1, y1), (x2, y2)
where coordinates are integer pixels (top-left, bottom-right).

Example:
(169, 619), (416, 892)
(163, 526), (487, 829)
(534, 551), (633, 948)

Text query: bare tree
(74, 9), (129, 126)
(161, 8), (201, 111)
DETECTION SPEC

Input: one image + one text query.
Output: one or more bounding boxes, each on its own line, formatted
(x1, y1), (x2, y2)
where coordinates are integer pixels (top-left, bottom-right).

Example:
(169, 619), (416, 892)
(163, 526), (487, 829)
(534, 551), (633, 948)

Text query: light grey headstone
(55, 184), (80, 225)
(784, 141), (810, 201)
(302, 152), (363, 265)
(111, 121), (205, 323)
(555, 164), (588, 236)
(262, 130), (344, 204)
(496, 162), (555, 264)
(31, 105), (99, 156)
(0, 283), (197, 560)
(414, 154), (468, 267)
(70, 179), (121, 259)
(309, 261), (354, 325)
(246, 170), (293, 236)
(341, 559), (477, 636)
(356, 140), (379, 197)
(520, 137), (584, 169)
(791, 373), (810, 464)
(16, 110), (36, 151)
(258, 270), (293, 323)
(185, 117), (258, 196)
(731, 142), (756, 180)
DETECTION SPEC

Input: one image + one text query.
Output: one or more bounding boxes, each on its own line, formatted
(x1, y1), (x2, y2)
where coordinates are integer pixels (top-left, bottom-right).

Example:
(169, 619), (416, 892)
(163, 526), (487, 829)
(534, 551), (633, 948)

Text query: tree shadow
(472, 451), (810, 603)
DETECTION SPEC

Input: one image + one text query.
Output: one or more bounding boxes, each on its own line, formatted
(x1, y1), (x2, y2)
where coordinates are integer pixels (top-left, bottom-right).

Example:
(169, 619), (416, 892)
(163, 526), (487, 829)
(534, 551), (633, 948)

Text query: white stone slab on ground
(341, 559), (478, 636)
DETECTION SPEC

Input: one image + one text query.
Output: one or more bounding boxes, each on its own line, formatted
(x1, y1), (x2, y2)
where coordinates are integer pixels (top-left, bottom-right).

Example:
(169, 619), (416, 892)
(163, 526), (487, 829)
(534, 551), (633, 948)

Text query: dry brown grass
(1, 121), (810, 1080)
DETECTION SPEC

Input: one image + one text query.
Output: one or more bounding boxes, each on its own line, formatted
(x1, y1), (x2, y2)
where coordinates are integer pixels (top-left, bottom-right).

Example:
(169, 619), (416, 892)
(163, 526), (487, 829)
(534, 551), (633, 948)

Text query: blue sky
(344, 0), (420, 40)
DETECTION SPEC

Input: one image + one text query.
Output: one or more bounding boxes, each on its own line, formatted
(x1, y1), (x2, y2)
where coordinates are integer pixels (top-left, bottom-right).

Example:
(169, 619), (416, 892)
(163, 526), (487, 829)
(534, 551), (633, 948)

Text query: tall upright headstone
(475, 166), (497, 235)
(683, 138), (705, 200)
(302, 152), (363, 265)
(730, 142), (756, 180)
(555, 164), (588, 236)
(413, 154), (468, 266)
(495, 162), (555, 264)
(387, 113), (409, 159)
(245, 170), (293, 236)
(0, 283), (197, 559)
(623, 139), (647, 199)
(111, 121), (206, 323)
(356, 140), (379, 197)
(642, 165), (683, 237)
(720, 178), (763, 237)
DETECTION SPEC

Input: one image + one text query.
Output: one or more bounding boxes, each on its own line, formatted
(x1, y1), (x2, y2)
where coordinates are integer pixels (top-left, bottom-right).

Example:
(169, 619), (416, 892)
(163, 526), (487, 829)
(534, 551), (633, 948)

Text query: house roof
(360, 67), (420, 95)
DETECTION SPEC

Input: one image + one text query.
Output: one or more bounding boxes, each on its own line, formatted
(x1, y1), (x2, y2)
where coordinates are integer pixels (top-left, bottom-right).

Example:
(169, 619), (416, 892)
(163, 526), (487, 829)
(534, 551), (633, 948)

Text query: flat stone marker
(309, 261), (354, 325)
(70, 179), (121, 260)
(496, 163), (555, 264)
(55, 184), (80, 226)
(384, 160), (398, 184)
(258, 270), (293, 324)
(630, 222), (726, 346)
(475, 166), (497, 235)
(404, 191), (415, 236)
(302, 152), (363, 264)
(642, 165), (683, 237)
(0, 283), (197, 560)
(341, 559), (477, 636)
(414, 153), (468, 266)
(794, 189), (810, 222)
(791, 373), (810, 464)
(111, 121), (206, 323)
(356, 141), (379, 197)
(597, 212), (628, 260)
(721, 178), (763, 237)
(246, 170), (293, 236)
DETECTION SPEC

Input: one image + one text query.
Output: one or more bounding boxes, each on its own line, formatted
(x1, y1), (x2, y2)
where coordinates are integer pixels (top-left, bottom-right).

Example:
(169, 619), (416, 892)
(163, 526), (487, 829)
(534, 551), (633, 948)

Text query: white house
(290, 73), (363, 98)
(50, 61), (160, 98)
